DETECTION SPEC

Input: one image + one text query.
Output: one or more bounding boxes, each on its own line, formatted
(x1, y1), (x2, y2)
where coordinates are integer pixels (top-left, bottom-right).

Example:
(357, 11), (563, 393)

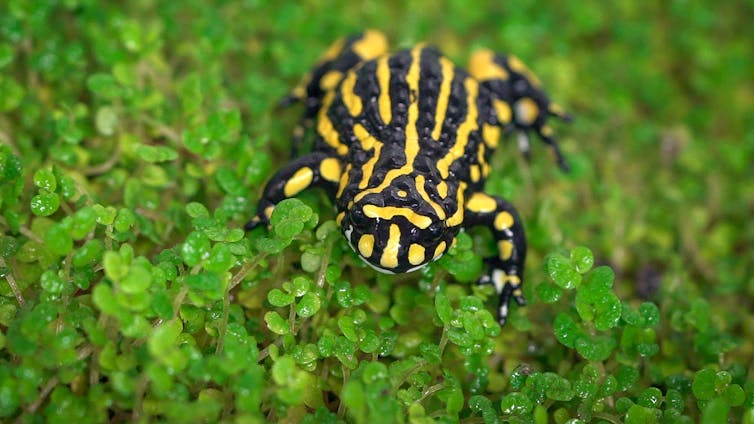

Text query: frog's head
(340, 174), (459, 274)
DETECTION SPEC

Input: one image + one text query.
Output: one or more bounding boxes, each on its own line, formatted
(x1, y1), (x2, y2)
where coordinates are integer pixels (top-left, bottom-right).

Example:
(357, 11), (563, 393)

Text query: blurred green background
(1, 0), (753, 422)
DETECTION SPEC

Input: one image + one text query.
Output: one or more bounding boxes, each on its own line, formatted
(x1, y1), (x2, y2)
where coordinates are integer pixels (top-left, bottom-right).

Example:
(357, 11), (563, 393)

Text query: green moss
(0, 0), (752, 422)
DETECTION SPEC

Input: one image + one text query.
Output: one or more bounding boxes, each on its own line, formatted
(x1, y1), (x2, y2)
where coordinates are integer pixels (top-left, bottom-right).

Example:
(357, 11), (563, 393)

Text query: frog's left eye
(349, 208), (370, 228)
(426, 221), (444, 240)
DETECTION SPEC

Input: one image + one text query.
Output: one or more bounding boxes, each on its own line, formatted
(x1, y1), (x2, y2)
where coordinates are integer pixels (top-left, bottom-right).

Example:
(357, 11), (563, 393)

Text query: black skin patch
(247, 31), (572, 326)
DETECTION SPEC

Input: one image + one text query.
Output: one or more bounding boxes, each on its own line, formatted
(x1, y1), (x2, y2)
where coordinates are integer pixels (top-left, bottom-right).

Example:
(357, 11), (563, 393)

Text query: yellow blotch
(380, 224), (401, 269)
(376, 56), (392, 125)
(355, 124), (382, 190)
(514, 97), (539, 126)
(359, 143), (382, 189)
(541, 125), (554, 137)
(353, 123), (374, 147)
(437, 78), (479, 179)
(477, 144), (487, 168)
(319, 157), (341, 182)
(336, 211), (345, 225)
(494, 211), (514, 231)
(320, 70), (343, 91)
(466, 192), (497, 213)
(445, 182), (467, 227)
(264, 206), (274, 219)
(408, 244), (425, 266)
(493, 99), (512, 124)
(513, 288), (523, 297)
(363, 205), (432, 229)
(498, 240), (514, 260)
(283, 167), (314, 197)
(397, 190), (408, 198)
(317, 92), (349, 155)
(468, 49), (509, 81)
(433, 241), (447, 259)
(549, 102), (568, 118)
(507, 55), (541, 86)
(351, 30), (388, 61)
(470, 165), (480, 182)
(358, 234), (375, 258)
(432, 57), (455, 140)
(437, 181), (448, 198)
(482, 124), (500, 149)
(341, 71), (363, 117)
(337, 164), (351, 197)
(319, 37), (345, 62)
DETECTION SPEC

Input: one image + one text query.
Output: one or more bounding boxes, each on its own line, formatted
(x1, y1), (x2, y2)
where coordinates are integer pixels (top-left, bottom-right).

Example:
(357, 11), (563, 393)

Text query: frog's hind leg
(282, 30), (389, 157)
(464, 191), (527, 326)
(469, 49), (572, 171)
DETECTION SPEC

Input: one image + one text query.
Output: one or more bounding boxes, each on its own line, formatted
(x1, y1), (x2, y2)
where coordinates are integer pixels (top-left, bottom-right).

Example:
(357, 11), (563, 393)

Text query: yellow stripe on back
(438, 78), (479, 179)
(353, 46), (424, 203)
(376, 56), (392, 125)
(431, 57), (455, 140)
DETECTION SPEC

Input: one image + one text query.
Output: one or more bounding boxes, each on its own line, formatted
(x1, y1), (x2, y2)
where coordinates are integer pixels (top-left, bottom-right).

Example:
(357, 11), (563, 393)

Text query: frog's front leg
(464, 192), (527, 326)
(245, 152), (342, 230)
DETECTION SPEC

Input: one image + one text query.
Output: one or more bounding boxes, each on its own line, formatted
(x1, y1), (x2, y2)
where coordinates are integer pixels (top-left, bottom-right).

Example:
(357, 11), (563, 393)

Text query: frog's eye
(349, 208), (370, 228)
(426, 221), (444, 240)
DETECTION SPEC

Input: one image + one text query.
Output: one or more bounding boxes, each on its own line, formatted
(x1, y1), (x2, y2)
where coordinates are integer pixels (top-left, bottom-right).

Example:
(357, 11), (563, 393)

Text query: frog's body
(247, 31), (571, 325)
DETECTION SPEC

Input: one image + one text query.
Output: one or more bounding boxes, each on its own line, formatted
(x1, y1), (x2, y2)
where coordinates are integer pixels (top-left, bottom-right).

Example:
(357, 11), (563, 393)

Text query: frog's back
(316, 46), (494, 195)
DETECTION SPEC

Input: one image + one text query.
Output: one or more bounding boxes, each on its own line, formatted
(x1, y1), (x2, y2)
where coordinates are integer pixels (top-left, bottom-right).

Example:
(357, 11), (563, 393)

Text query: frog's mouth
(344, 224), (429, 275)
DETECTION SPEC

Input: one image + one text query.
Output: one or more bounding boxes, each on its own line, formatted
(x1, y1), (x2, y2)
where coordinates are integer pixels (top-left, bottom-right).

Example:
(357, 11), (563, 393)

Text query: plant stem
(0, 257), (25, 307)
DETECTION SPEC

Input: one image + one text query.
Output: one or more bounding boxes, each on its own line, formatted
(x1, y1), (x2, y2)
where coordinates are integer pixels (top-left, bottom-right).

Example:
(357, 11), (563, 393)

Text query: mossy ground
(0, 1), (753, 423)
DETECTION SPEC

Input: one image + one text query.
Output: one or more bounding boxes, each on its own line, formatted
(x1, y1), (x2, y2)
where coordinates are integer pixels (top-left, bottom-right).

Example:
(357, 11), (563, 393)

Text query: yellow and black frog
(246, 30), (571, 325)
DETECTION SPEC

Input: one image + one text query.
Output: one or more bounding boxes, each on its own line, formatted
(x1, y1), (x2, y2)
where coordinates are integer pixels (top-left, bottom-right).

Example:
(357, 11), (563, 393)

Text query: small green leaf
(693, 368), (717, 400)
(435, 292), (452, 324)
(536, 281), (562, 303)
(136, 144), (179, 163)
(86, 73), (122, 99)
(120, 265), (153, 294)
(30, 192), (60, 217)
(296, 292), (321, 318)
(264, 311), (289, 335)
(40, 270), (65, 294)
(182, 231), (211, 266)
(500, 392), (533, 415)
(268, 289), (294, 307)
(33, 168), (57, 191)
(44, 224), (73, 256)
(185, 272), (222, 292)
(546, 254), (582, 290)
(570, 246), (594, 274)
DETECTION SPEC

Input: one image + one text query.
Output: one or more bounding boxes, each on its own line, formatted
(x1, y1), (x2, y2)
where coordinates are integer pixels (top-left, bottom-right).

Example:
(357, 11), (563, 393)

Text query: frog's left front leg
(245, 152), (342, 230)
(464, 192), (527, 326)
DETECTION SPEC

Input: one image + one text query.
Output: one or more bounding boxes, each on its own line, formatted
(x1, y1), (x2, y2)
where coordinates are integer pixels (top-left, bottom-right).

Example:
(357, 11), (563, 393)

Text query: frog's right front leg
(245, 152), (342, 230)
